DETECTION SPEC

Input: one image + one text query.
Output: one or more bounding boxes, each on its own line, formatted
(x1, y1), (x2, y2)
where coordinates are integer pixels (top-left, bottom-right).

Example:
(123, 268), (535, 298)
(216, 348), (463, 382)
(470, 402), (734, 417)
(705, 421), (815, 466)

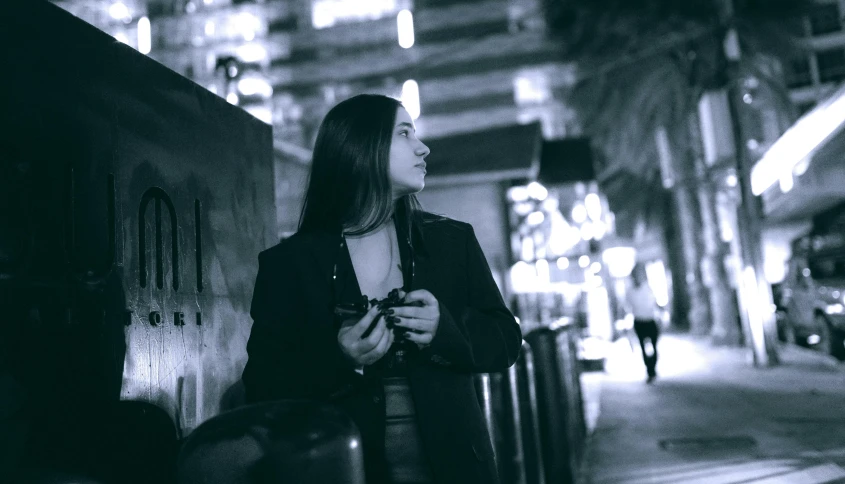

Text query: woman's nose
(415, 142), (430, 158)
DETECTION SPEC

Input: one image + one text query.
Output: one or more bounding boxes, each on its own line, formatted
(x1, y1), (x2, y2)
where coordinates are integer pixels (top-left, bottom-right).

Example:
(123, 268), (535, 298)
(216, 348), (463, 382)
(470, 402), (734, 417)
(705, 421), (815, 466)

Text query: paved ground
(579, 331), (845, 484)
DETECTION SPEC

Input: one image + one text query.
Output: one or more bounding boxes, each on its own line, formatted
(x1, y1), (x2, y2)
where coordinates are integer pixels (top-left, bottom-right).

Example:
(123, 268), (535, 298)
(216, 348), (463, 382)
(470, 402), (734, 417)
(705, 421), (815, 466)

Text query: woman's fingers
(353, 305), (384, 339)
(401, 331), (433, 346)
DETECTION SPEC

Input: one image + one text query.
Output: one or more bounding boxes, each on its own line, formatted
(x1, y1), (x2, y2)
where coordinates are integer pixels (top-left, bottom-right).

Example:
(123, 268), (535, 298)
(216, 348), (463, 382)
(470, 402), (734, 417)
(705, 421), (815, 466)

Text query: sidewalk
(579, 332), (845, 484)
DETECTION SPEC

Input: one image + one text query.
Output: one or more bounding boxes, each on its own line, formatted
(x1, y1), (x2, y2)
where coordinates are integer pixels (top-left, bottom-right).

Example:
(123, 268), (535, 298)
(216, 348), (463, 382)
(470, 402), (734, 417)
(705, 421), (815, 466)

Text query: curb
(779, 342), (845, 370)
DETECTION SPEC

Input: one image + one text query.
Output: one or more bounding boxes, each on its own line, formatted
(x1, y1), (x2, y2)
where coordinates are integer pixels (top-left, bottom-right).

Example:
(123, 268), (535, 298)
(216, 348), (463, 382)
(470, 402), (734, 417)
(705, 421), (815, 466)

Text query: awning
(761, 125), (845, 222)
(423, 122), (542, 185)
(752, 83), (845, 222)
(751, 82), (845, 196)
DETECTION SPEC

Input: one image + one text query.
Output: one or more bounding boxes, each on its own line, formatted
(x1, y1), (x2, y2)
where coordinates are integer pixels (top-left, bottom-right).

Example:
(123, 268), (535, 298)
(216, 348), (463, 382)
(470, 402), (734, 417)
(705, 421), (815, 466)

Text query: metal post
(718, 0), (779, 366)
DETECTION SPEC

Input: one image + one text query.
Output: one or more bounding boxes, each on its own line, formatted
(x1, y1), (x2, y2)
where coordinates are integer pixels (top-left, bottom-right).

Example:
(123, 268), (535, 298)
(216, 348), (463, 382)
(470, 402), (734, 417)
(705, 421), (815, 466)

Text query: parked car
(780, 233), (845, 360)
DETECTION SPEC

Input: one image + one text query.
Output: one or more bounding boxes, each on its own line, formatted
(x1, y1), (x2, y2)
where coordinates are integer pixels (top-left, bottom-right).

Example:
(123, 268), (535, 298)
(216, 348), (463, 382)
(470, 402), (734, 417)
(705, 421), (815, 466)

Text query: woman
(242, 94), (522, 484)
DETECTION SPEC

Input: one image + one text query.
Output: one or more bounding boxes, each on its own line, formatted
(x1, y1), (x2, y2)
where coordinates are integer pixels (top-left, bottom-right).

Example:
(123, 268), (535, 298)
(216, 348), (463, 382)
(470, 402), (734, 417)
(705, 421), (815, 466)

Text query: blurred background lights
(245, 105), (273, 124)
(526, 211), (545, 226)
(602, 247), (637, 278)
(236, 43), (268, 63)
(580, 221), (594, 241)
(397, 9), (414, 48)
(571, 203), (587, 223)
(557, 257), (569, 269)
(508, 186), (529, 202)
(137, 16), (150, 54)
(526, 181), (547, 200)
(401, 80), (420, 119)
(590, 261), (602, 273)
(109, 2), (129, 20)
(541, 197), (558, 212)
(535, 259), (550, 285)
(725, 173), (738, 187)
(237, 77), (273, 98)
(585, 193), (602, 221)
(778, 172), (793, 193)
(226, 92), (239, 105)
(204, 20), (215, 36)
(114, 31), (130, 44)
(578, 255), (590, 268)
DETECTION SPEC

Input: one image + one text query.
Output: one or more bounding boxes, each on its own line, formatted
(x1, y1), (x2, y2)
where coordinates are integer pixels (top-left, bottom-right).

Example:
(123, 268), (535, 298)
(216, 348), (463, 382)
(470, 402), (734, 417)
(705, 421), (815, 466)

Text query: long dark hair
(298, 94), (424, 237)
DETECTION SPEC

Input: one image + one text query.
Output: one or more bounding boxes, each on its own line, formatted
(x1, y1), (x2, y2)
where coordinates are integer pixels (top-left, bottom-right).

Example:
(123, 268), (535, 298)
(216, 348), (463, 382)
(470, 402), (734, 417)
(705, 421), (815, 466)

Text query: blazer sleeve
(241, 249), (357, 403)
(421, 226), (522, 373)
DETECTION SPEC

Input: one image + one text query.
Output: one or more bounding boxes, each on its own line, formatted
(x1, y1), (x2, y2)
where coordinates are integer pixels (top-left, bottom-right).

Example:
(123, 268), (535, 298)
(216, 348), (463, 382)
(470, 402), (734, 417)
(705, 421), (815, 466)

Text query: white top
(627, 283), (658, 320)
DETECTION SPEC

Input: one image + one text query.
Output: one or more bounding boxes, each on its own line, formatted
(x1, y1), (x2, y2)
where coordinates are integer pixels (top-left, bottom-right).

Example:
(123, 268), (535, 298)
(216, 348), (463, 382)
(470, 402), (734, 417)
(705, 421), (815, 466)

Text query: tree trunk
(656, 125), (711, 334)
(671, 186), (712, 335)
(687, 112), (742, 345)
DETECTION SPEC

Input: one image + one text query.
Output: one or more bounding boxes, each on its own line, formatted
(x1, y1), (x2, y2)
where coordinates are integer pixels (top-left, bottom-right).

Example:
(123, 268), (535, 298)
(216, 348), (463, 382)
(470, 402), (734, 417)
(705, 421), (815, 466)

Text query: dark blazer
(242, 213), (522, 484)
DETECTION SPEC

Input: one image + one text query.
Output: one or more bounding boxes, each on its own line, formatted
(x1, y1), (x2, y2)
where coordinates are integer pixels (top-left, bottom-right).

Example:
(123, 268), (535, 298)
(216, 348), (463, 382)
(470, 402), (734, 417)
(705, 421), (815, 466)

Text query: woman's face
(389, 106), (430, 199)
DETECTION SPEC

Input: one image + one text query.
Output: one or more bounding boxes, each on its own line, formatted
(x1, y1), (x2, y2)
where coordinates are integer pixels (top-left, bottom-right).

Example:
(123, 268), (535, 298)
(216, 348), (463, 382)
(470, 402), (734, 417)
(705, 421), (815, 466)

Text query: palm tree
(546, 0), (811, 343)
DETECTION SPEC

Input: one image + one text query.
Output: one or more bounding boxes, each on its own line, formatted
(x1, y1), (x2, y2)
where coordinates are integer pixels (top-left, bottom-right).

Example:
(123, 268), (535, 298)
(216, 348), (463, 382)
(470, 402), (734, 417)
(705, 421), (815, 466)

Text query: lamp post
(717, 0), (779, 366)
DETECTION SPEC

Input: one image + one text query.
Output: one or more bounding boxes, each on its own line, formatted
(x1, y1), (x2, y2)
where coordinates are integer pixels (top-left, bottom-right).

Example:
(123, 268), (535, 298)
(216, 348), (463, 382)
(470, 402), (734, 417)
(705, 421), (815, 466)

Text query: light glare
(137, 17), (151, 54)
(401, 80), (420, 119)
(397, 9), (415, 48)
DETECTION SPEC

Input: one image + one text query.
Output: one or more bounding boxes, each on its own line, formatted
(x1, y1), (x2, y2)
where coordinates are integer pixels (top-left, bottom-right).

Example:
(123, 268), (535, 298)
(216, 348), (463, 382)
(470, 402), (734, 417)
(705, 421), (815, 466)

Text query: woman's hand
(391, 289), (440, 349)
(337, 305), (395, 366)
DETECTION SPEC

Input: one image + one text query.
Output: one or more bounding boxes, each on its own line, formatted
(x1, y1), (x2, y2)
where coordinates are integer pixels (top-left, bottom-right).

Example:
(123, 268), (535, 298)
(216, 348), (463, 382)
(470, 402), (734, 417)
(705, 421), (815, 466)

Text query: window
(785, 56), (813, 88)
(808, 3), (842, 36)
(816, 48), (845, 83)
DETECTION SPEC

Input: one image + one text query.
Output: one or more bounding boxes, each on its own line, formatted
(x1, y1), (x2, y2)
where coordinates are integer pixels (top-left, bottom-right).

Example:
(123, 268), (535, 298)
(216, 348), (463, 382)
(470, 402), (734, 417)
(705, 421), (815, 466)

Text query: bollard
(176, 400), (365, 484)
(525, 323), (586, 484)
(554, 324), (587, 480)
(516, 341), (546, 484)
(477, 367), (528, 484)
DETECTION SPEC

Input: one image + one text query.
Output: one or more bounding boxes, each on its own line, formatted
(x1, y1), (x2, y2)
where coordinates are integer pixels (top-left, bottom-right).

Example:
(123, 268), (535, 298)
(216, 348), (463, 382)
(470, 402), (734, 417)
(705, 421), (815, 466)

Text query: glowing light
(542, 197), (559, 212)
(401, 80), (420, 120)
(349, 439), (359, 449)
(109, 2), (130, 20)
(807, 334), (821, 345)
(602, 247), (636, 278)
(205, 20), (215, 36)
(312, 0), (400, 29)
(590, 262), (602, 273)
(137, 17), (151, 54)
(513, 71), (551, 105)
(578, 255), (590, 268)
(226, 92), (239, 105)
(778, 173), (793, 193)
(557, 257), (570, 269)
(245, 105), (273, 124)
(751, 82), (845, 195)
(825, 304), (844, 315)
(520, 236), (534, 262)
(580, 222), (594, 241)
(527, 182), (548, 200)
(114, 32), (130, 44)
(510, 261), (538, 294)
(508, 186), (529, 202)
(593, 221), (607, 240)
(793, 158), (810, 176)
(526, 211), (545, 226)
(726, 174), (738, 187)
(585, 193), (602, 221)
(237, 77), (273, 98)
(536, 259), (550, 285)
(397, 9), (414, 48)
(234, 12), (261, 41)
(513, 202), (533, 216)
(236, 43), (268, 63)
(572, 203), (587, 223)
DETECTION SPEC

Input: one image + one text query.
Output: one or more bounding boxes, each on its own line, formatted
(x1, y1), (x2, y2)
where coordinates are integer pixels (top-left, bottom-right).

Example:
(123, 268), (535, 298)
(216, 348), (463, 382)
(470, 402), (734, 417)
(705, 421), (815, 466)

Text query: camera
(333, 288), (423, 339)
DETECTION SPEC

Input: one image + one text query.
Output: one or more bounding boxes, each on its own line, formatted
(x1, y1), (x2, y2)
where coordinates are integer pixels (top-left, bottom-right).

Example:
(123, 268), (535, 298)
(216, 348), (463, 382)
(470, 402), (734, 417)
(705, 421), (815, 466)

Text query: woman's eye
(398, 130), (409, 137)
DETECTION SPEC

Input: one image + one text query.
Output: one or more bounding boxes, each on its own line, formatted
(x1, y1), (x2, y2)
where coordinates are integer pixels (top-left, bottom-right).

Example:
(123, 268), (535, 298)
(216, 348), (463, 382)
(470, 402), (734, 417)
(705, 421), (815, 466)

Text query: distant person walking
(626, 264), (661, 383)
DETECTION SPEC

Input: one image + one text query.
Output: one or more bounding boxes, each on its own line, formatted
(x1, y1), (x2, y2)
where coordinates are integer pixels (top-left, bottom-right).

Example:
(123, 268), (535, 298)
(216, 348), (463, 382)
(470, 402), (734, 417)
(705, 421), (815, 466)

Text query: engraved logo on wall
(130, 186), (204, 327)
